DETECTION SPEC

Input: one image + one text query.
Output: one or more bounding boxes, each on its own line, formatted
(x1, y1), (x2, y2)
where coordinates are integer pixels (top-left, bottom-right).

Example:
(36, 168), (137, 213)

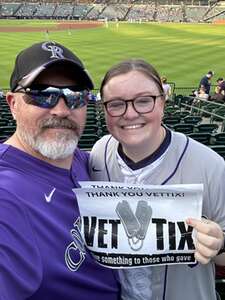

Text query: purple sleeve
(0, 191), (42, 299)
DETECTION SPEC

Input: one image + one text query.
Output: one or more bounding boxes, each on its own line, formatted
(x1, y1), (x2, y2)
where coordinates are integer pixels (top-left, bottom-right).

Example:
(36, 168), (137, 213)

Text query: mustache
(40, 117), (81, 130)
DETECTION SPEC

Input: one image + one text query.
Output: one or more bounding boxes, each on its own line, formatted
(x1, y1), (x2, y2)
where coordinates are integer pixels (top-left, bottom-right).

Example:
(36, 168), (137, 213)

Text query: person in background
(0, 41), (120, 300)
(219, 78), (225, 96)
(211, 78), (224, 102)
(0, 88), (4, 99)
(161, 76), (171, 101)
(198, 70), (214, 95)
(90, 59), (225, 300)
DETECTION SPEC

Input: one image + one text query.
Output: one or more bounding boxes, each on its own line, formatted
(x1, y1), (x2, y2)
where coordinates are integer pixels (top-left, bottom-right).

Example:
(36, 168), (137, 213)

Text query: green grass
(0, 20), (225, 90)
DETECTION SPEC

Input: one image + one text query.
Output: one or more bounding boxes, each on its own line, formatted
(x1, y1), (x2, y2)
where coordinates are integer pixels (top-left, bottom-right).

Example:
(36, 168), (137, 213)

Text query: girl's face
(103, 70), (165, 160)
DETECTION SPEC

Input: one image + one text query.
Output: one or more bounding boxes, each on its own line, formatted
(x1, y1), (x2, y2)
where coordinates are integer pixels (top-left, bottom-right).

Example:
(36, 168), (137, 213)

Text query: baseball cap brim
(13, 59), (94, 91)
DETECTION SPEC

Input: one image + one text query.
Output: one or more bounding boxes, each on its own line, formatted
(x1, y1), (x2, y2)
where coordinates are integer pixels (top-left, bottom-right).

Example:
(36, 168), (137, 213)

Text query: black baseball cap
(10, 41), (94, 91)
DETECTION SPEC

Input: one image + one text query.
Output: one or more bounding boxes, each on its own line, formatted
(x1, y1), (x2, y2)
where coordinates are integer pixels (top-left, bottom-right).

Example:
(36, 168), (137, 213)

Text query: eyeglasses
(17, 85), (92, 110)
(103, 95), (163, 117)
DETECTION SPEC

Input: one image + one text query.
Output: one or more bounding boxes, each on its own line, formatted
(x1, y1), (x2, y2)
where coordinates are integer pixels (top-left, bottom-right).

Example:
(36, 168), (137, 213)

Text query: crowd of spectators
(0, 0), (224, 21)
(190, 71), (225, 107)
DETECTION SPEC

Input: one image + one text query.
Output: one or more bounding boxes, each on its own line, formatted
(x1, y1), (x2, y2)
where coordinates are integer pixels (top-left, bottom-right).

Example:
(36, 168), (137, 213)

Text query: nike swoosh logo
(45, 188), (56, 203)
(92, 166), (101, 172)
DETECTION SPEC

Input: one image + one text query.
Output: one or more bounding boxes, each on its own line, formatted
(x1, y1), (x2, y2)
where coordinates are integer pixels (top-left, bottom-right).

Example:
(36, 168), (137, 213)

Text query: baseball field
(0, 19), (225, 90)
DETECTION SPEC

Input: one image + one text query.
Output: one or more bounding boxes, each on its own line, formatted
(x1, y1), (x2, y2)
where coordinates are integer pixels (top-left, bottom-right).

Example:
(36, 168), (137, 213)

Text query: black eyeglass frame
(103, 94), (163, 117)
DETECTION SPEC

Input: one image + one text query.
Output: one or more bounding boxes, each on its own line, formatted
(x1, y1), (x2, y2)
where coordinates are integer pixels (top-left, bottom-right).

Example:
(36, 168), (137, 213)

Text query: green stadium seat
(0, 125), (16, 138)
(194, 123), (218, 133)
(0, 112), (13, 120)
(183, 115), (202, 125)
(211, 107), (225, 122)
(78, 134), (99, 151)
(172, 123), (194, 134)
(163, 116), (181, 126)
(188, 132), (212, 145)
(216, 279), (225, 299)
(98, 125), (109, 137)
(173, 110), (190, 118)
(174, 94), (183, 106)
(164, 106), (175, 116)
(210, 145), (225, 160)
(210, 133), (225, 145)
(0, 119), (9, 126)
(200, 103), (218, 118)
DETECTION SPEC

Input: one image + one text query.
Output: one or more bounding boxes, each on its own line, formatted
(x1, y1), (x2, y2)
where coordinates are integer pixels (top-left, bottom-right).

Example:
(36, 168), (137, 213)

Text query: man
(198, 70), (214, 95)
(0, 41), (120, 300)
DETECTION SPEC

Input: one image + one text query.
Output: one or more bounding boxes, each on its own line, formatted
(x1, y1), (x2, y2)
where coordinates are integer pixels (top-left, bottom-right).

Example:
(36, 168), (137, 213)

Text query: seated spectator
(219, 78), (225, 97)
(193, 86), (209, 104)
(211, 78), (225, 102)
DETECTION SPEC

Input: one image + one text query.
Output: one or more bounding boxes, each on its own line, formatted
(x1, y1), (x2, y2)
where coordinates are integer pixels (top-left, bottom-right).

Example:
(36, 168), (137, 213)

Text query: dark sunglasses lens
(26, 90), (58, 108)
(65, 90), (90, 109)
(25, 87), (90, 109)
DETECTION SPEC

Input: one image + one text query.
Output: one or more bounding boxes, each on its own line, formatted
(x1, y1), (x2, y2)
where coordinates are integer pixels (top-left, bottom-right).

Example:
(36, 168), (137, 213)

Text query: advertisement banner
(73, 181), (203, 268)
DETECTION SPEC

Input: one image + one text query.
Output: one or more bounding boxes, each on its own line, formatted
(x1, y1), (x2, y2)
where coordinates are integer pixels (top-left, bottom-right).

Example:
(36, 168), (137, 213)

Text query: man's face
(9, 67), (87, 160)
(102, 70), (165, 159)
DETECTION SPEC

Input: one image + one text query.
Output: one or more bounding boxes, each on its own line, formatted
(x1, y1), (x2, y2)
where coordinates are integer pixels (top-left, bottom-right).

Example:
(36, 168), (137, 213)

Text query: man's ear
(6, 92), (17, 120)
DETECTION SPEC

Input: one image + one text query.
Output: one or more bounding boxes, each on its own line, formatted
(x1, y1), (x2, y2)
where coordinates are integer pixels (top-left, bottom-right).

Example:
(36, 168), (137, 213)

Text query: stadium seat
(194, 123), (218, 133)
(216, 279), (225, 299)
(210, 133), (225, 145)
(211, 107), (225, 122)
(83, 124), (101, 137)
(210, 145), (225, 160)
(173, 110), (190, 118)
(0, 112), (13, 121)
(163, 116), (181, 126)
(174, 94), (183, 106)
(78, 134), (99, 151)
(0, 119), (10, 126)
(172, 123), (194, 134)
(188, 132), (212, 145)
(0, 125), (16, 138)
(183, 115), (202, 125)
(180, 96), (193, 107)
(200, 103), (218, 118)
(164, 106), (175, 116)
(98, 124), (109, 137)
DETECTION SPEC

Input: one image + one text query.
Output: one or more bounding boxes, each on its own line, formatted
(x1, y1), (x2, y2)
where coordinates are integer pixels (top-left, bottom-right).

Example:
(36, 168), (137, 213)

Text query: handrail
(176, 96), (225, 131)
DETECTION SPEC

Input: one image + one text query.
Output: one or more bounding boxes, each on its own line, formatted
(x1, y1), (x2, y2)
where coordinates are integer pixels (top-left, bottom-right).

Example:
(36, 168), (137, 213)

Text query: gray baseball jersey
(90, 130), (225, 300)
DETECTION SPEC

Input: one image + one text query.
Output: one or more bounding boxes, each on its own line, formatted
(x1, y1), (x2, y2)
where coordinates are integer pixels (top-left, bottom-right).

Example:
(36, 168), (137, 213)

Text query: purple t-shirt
(0, 144), (120, 300)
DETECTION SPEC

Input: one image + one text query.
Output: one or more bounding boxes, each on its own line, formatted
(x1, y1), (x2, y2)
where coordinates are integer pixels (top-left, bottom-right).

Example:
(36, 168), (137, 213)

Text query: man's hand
(186, 218), (224, 264)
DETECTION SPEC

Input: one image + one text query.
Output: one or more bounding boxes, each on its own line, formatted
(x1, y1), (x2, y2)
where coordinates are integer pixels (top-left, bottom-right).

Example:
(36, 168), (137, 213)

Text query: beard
(18, 117), (82, 160)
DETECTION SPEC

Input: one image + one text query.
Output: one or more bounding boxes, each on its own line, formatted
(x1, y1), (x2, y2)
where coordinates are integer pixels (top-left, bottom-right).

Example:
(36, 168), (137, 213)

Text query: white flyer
(73, 181), (203, 268)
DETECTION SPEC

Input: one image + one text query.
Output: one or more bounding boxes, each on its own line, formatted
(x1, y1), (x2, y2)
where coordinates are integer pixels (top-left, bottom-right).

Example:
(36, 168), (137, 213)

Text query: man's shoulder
(200, 76), (208, 83)
(74, 147), (89, 162)
(0, 143), (10, 157)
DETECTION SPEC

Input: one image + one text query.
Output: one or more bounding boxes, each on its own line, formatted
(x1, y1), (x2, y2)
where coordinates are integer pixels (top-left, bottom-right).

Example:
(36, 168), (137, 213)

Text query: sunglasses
(17, 85), (92, 110)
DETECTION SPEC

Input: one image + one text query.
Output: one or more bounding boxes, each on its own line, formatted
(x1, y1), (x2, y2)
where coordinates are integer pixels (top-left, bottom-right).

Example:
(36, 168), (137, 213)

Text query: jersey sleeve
(89, 136), (108, 181)
(207, 157), (225, 231)
(0, 190), (42, 300)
